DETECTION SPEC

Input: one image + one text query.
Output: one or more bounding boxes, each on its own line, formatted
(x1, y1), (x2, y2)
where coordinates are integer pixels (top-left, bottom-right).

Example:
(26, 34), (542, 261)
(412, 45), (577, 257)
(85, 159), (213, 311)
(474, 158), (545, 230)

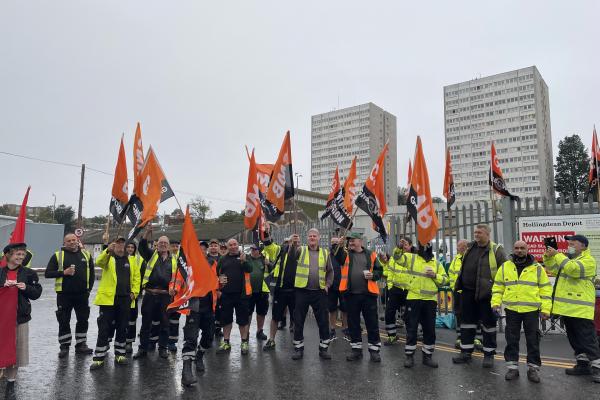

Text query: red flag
(168, 206), (219, 315)
(355, 143), (389, 242)
(109, 137), (129, 223)
(406, 137), (439, 246)
(343, 156), (357, 214)
(588, 127), (599, 192)
(263, 131), (294, 221)
(1, 186), (30, 268)
(133, 122), (144, 196)
(489, 141), (518, 199)
(443, 149), (456, 210)
(244, 150), (262, 230)
(0, 287), (18, 368)
(9, 186), (30, 244)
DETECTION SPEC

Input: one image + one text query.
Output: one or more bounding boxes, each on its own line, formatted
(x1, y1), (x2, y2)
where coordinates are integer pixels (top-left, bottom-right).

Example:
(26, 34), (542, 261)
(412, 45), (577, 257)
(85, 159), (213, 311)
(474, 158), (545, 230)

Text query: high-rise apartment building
(311, 103), (397, 208)
(444, 66), (554, 202)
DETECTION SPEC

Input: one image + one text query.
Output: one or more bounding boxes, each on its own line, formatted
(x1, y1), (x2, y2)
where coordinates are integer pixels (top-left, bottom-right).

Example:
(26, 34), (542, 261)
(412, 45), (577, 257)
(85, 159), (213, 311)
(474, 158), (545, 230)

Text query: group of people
(1, 223), (599, 398)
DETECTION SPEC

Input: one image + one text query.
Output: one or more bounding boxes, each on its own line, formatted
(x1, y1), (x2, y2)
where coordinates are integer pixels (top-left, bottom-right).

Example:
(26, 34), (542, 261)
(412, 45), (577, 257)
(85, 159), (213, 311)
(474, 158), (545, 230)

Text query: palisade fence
(266, 195), (598, 330)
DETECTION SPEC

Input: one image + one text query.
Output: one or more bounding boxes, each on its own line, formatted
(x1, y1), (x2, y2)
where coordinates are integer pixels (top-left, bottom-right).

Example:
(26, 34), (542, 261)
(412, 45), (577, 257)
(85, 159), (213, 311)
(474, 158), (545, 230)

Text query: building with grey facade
(311, 102), (398, 208)
(443, 66), (554, 202)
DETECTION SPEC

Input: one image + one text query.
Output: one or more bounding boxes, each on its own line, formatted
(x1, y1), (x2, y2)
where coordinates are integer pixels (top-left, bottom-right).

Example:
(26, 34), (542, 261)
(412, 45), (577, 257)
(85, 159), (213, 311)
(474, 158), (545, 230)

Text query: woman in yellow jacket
(90, 237), (141, 370)
(396, 240), (449, 368)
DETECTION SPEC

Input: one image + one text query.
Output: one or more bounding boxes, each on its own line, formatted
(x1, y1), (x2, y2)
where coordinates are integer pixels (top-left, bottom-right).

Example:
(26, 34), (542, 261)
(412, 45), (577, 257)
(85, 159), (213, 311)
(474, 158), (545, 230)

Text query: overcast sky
(1, 1), (598, 219)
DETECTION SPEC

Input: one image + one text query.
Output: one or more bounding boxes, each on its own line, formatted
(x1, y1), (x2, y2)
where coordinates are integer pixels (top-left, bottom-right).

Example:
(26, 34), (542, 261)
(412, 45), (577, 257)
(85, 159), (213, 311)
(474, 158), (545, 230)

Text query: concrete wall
(0, 217), (64, 268)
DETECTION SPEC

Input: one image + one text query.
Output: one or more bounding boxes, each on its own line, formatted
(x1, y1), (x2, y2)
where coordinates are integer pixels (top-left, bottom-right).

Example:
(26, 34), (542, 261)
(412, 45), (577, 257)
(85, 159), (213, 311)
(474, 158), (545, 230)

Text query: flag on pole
(133, 122), (145, 196)
(443, 148), (456, 211)
(355, 143), (389, 242)
(588, 127), (599, 193)
(407, 158), (413, 187)
(406, 136), (439, 246)
(109, 136), (129, 224)
(168, 206), (219, 315)
(343, 156), (357, 214)
(489, 141), (519, 200)
(127, 147), (172, 239)
(321, 166), (353, 229)
(244, 150), (262, 230)
(263, 131), (294, 222)
(0, 186), (31, 268)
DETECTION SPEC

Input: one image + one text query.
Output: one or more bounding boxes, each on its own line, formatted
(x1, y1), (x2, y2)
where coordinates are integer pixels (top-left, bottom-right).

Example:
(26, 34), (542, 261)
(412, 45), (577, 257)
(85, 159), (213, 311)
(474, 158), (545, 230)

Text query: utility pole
(77, 163), (85, 228)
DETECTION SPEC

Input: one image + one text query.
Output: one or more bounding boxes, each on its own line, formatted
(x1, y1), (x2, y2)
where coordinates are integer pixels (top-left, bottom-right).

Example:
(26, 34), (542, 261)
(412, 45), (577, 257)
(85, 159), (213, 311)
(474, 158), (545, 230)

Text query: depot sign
(518, 214), (600, 264)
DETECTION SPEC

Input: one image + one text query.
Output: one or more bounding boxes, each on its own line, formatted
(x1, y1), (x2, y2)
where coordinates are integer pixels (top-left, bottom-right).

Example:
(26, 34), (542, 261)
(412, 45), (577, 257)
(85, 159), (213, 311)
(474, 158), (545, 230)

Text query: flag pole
(333, 198), (360, 256)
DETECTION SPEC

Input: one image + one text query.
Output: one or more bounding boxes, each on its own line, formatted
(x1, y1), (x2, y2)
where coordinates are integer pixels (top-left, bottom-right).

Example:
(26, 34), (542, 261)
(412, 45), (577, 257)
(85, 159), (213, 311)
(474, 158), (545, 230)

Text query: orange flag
(489, 141), (518, 199)
(133, 122), (144, 196)
(443, 148), (456, 211)
(407, 136), (439, 246)
(109, 136), (129, 223)
(263, 131), (294, 222)
(343, 156), (357, 214)
(244, 150), (262, 230)
(355, 143), (389, 242)
(320, 166), (352, 229)
(407, 158), (413, 187)
(168, 206), (219, 315)
(137, 147), (165, 227)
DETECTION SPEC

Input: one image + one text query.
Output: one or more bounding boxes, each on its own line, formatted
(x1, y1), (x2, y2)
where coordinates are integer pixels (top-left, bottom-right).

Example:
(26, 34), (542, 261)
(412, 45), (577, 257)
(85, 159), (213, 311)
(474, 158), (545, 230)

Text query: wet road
(2, 278), (599, 400)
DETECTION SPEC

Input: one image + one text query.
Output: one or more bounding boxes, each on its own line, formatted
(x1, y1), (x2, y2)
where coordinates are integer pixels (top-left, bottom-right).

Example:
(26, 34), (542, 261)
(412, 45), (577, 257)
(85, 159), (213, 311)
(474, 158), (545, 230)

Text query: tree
(215, 210), (244, 223)
(34, 206), (56, 223)
(0, 204), (16, 217)
(189, 196), (211, 223)
(554, 134), (590, 200)
(54, 204), (76, 234)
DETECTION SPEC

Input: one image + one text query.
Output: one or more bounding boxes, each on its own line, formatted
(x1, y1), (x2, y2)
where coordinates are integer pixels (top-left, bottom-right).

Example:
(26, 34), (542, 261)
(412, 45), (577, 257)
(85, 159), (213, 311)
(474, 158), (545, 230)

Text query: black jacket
(45, 247), (95, 293)
(0, 266), (43, 324)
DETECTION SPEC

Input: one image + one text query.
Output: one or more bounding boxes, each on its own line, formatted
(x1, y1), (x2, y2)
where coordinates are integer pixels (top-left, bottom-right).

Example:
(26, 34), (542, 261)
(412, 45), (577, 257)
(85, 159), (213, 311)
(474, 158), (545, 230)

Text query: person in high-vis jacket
(134, 229), (177, 360)
(543, 234), (600, 383)
(492, 241), (552, 383)
(45, 233), (95, 358)
(335, 232), (383, 362)
(206, 239), (222, 338)
(262, 233), (301, 351)
(328, 237), (348, 340)
(90, 237), (141, 371)
(247, 244), (270, 341)
(291, 228), (334, 360)
(167, 240), (182, 353)
(453, 224), (507, 368)
(124, 241), (146, 353)
(396, 240), (449, 368)
(383, 237), (413, 345)
(448, 239), (469, 349)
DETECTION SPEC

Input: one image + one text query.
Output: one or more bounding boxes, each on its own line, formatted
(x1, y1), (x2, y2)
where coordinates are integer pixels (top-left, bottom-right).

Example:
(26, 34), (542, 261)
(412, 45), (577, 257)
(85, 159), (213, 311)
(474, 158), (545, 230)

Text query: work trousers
(56, 292), (90, 349)
(139, 292), (171, 350)
(504, 309), (541, 369)
(346, 293), (381, 353)
(93, 296), (131, 361)
(293, 289), (330, 351)
(385, 287), (407, 336)
(459, 290), (497, 355)
(405, 299), (436, 356)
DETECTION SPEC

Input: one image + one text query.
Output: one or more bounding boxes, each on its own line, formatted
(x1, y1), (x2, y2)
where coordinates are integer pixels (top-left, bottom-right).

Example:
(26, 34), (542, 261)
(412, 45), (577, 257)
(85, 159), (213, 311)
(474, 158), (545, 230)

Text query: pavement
(1, 278), (599, 400)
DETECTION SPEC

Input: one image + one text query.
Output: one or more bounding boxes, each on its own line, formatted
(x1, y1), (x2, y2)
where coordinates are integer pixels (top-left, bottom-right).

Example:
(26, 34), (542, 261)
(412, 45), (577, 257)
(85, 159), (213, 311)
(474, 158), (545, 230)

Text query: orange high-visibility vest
(244, 272), (252, 296)
(339, 251), (379, 295)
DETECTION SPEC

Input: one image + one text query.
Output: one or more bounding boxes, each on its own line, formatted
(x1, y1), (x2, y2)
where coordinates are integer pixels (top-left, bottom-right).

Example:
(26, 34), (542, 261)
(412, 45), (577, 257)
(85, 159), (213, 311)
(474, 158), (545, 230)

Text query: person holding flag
(167, 207), (218, 387)
(89, 237), (141, 371)
(401, 136), (449, 368)
(0, 243), (42, 400)
(133, 228), (177, 360)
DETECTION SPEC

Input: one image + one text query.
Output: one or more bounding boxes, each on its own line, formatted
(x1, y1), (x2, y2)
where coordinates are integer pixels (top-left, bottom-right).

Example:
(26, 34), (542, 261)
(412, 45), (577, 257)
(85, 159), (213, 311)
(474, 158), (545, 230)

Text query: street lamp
(52, 193), (57, 222)
(295, 173), (303, 191)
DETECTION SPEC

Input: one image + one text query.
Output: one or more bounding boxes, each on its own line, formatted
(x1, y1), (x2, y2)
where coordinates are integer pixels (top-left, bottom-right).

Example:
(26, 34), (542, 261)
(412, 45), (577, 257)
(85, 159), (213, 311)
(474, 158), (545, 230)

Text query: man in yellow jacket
(90, 237), (141, 370)
(492, 241), (551, 383)
(543, 234), (600, 383)
(396, 239), (449, 368)
(383, 238), (413, 345)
